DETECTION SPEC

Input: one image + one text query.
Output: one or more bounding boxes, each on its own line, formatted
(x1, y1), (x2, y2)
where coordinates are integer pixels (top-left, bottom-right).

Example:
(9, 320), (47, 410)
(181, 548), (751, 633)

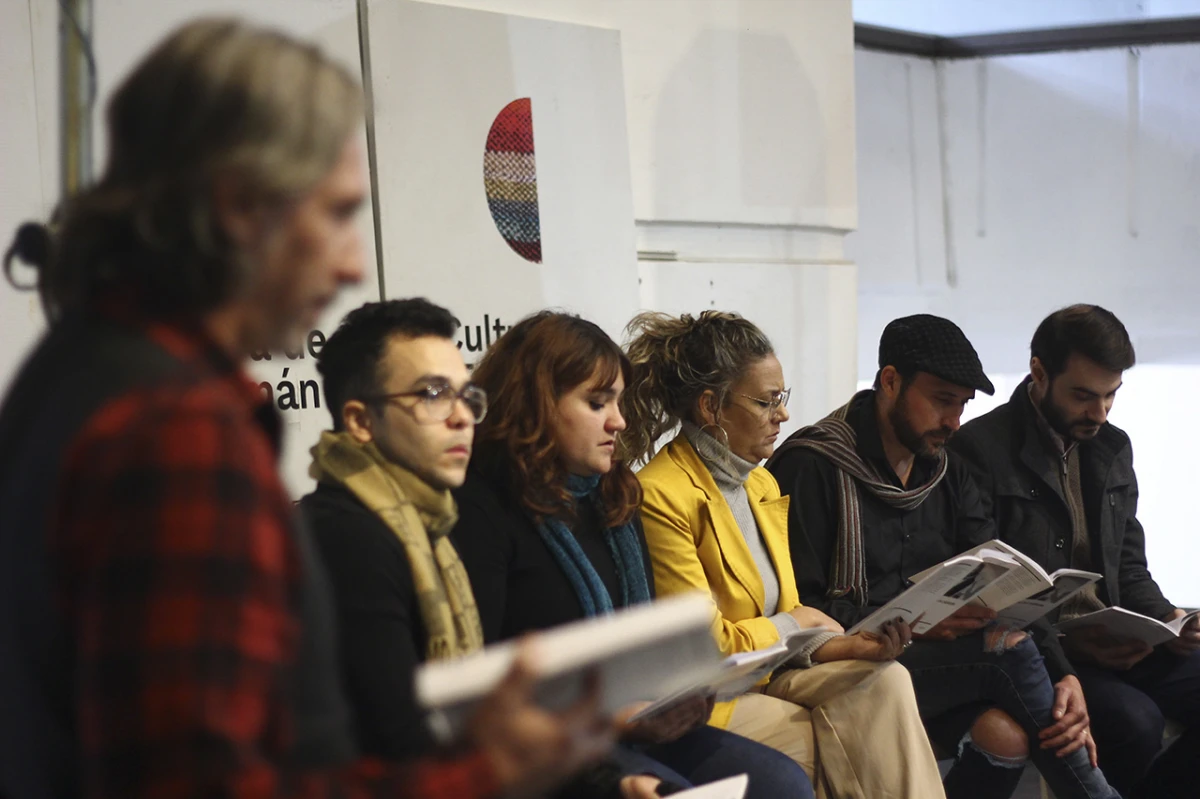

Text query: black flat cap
(879, 314), (994, 395)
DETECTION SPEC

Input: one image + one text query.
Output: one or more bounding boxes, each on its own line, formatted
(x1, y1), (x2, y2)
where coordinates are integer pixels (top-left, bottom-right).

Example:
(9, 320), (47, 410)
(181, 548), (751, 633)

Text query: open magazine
(848, 549), (1016, 635)
(850, 540), (1102, 636)
(415, 593), (722, 742)
(951, 540), (1103, 628)
(1057, 607), (1200, 647)
(950, 535), (1099, 623)
(627, 627), (830, 723)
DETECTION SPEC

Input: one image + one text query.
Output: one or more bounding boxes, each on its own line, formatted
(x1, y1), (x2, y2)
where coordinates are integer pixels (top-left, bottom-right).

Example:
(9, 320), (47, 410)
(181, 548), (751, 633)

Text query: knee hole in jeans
(965, 707), (1029, 765)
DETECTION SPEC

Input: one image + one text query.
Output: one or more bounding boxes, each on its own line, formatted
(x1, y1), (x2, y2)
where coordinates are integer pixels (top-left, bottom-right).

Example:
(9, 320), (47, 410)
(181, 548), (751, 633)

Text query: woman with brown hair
(623, 310), (946, 799)
(452, 310), (817, 799)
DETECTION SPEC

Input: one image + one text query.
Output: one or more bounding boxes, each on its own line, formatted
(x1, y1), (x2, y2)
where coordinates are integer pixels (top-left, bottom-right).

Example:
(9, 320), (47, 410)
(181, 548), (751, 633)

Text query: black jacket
(951, 378), (1174, 622)
(300, 482), (436, 759)
(769, 389), (1075, 680)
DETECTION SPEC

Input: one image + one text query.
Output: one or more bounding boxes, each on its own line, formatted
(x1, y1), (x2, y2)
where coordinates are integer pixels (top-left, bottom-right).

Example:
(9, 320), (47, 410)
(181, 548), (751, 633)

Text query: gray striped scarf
(766, 390), (948, 606)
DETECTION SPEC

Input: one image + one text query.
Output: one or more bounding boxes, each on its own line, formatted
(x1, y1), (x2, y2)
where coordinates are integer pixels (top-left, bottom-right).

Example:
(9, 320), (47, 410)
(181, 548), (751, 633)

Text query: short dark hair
(872, 364), (918, 392)
(317, 298), (459, 430)
(1030, 304), (1135, 379)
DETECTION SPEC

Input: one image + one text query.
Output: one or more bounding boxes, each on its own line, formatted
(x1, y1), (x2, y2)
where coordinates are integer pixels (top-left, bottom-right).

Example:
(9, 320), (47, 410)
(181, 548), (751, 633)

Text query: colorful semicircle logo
(483, 98), (542, 263)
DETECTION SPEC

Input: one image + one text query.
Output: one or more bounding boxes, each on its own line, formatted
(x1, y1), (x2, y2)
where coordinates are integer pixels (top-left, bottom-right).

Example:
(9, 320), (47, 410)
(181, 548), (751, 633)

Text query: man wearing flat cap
(768, 315), (1119, 799)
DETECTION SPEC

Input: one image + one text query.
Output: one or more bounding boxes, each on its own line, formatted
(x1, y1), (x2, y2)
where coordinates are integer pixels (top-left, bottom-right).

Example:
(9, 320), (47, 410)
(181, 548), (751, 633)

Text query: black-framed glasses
(736, 388), (791, 415)
(367, 383), (488, 424)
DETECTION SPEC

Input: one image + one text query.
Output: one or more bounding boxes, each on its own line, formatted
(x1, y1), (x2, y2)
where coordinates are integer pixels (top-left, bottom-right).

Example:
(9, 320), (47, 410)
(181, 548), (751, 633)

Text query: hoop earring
(699, 423), (730, 450)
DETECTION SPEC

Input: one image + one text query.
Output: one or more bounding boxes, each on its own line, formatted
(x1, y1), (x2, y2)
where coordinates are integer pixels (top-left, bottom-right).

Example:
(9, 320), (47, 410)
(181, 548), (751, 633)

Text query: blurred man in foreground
(0, 18), (610, 799)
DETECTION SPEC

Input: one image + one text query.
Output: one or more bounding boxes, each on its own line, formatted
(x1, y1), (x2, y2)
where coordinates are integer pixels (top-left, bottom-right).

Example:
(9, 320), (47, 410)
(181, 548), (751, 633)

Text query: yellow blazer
(638, 434), (800, 728)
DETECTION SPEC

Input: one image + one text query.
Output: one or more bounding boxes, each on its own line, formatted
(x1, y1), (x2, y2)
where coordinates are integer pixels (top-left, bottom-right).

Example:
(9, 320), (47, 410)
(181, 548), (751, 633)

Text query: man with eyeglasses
(767, 315), (1119, 799)
(301, 299), (639, 799)
(297, 297), (501, 759)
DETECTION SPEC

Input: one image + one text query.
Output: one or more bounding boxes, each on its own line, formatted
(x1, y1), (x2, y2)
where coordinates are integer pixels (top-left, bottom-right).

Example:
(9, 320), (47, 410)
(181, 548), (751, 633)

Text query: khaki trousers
(725, 660), (946, 799)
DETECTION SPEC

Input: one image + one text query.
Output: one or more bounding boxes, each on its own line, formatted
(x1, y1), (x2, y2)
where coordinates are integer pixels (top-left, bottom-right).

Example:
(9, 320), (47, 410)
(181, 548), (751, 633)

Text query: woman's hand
(787, 605), (845, 633)
(812, 619), (912, 663)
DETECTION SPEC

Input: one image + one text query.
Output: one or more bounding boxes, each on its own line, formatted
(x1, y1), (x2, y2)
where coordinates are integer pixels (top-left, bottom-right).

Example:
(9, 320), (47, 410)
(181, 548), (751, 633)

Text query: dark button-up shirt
(769, 389), (1074, 679)
(768, 390), (994, 625)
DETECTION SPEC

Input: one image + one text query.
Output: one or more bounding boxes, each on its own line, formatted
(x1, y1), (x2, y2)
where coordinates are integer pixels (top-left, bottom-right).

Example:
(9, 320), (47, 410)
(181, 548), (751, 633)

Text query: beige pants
(726, 660), (946, 799)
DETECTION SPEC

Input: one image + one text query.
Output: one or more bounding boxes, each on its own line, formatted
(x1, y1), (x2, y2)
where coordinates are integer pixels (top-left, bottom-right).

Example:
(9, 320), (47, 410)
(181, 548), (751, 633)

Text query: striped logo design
(484, 98), (541, 263)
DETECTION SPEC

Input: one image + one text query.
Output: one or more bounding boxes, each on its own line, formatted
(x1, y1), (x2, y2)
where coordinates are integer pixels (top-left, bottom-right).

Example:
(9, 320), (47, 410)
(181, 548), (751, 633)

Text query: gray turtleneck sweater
(681, 423), (839, 666)
(682, 422), (806, 642)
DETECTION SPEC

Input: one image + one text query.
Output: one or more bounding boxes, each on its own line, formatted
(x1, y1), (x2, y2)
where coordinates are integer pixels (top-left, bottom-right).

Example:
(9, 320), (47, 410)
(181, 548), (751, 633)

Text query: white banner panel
(367, 0), (639, 356)
(0, 1), (52, 401)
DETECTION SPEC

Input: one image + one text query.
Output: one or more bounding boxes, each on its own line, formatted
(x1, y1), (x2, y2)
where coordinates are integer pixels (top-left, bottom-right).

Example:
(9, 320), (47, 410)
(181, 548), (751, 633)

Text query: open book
(666, 775), (749, 799)
(415, 593), (722, 742)
(849, 540), (1102, 636)
(627, 627), (830, 723)
(1057, 606), (1200, 647)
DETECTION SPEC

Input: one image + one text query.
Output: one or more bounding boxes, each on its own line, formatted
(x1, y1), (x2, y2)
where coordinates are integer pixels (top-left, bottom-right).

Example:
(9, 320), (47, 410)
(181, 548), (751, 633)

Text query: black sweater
(304, 478), (628, 798)
(300, 482), (435, 759)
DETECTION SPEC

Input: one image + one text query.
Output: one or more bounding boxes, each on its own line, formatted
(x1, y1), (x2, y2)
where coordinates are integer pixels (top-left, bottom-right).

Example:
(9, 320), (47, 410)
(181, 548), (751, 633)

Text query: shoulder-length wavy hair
(4, 18), (361, 321)
(471, 311), (641, 527)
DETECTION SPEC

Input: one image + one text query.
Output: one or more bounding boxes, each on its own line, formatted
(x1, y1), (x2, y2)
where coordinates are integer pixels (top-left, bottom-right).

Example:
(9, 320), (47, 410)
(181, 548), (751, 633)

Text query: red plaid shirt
(51, 321), (498, 799)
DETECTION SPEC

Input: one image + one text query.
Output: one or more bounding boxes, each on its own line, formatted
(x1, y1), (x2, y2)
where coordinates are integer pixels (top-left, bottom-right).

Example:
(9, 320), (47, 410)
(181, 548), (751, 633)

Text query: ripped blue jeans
(901, 634), (1122, 799)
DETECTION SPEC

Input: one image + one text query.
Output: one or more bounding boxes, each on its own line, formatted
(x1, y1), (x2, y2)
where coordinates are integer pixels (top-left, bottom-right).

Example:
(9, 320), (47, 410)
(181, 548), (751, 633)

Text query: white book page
(994, 573), (1102, 629)
(628, 628), (827, 723)
(669, 775), (748, 799)
(417, 594), (723, 741)
(1057, 607), (1176, 646)
(960, 542), (1055, 611)
(417, 593), (714, 708)
(1167, 609), (1200, 634)
(849, 557), (985, 635)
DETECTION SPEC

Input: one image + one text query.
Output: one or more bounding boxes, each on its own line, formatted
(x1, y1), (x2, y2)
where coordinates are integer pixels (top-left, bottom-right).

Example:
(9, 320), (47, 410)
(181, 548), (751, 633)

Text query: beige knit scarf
(309, 431), (483, 660)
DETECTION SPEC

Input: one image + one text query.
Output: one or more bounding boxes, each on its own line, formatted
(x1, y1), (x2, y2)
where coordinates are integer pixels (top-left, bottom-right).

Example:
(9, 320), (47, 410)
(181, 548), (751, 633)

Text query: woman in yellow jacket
(622, 311), (946, 799)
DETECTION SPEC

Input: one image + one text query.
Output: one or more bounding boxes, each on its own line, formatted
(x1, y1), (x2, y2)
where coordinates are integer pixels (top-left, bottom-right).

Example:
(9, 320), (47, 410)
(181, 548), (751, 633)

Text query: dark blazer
(300, 482), (434, 759)
(951, 378), (1174, 621)
(451, 468), (655, 642)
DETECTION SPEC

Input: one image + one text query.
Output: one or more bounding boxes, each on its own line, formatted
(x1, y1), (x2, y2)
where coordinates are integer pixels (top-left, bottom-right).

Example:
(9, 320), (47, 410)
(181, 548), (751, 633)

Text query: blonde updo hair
(621, 310), (775, 465)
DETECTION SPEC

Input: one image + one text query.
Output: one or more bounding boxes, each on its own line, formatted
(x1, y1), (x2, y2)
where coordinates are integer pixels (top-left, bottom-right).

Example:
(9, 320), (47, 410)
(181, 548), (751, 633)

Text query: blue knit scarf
(535, 474), (652, 617)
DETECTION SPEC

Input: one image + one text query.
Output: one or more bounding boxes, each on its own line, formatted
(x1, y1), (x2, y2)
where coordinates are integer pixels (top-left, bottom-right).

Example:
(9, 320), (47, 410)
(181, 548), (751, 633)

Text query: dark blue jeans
(1074, 647), (1200, 799)
(613, 725), (816, 799)
(901, 634), (1120, 799)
